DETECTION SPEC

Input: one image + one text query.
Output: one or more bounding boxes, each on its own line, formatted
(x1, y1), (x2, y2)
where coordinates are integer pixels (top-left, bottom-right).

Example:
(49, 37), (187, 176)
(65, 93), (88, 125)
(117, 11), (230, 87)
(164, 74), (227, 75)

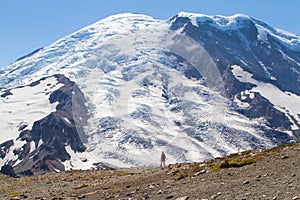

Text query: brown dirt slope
(0, 142), (300, 200)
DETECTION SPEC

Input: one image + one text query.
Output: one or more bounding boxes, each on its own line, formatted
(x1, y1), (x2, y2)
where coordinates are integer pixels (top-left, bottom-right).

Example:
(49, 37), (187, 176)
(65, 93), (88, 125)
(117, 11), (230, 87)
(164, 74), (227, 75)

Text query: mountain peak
(0, 12), (300, 175)
(175, 12), (251, 29)
(172, 12), (300, 52)
(97, 12), (156, 23)
(177, 12), (250, 19)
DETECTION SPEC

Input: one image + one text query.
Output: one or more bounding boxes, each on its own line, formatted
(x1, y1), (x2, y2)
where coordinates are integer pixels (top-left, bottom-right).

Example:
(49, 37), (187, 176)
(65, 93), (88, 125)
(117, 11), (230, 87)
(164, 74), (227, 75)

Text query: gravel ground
(0, 142), (300, 200)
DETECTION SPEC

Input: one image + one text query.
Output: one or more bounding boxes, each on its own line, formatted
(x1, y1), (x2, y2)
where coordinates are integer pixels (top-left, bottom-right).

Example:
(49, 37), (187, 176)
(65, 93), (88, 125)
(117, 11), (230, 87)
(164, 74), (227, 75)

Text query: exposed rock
(148, 185), (155, 190)
(3, 74), (89, 176)
(175, 196), (189, 200)
(0, 164), (17, 178)
(166, 195), (175, 199)
(0, 140), (14, 159)
(77, 195), (86, 199)
(157, 190), (163, 194)
(220, 161), (229, 168)
(193, 169), (206, 176)
(74, 184), (89, 190)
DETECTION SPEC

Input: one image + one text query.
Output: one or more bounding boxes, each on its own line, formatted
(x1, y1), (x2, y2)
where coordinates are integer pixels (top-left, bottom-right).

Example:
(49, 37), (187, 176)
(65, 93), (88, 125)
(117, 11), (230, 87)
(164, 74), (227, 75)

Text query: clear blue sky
(1, 0), (299, 67)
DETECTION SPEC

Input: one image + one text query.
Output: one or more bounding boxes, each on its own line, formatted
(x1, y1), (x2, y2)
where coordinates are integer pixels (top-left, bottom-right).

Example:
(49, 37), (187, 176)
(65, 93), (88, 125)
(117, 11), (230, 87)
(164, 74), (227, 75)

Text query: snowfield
(0, 77), (63, 166)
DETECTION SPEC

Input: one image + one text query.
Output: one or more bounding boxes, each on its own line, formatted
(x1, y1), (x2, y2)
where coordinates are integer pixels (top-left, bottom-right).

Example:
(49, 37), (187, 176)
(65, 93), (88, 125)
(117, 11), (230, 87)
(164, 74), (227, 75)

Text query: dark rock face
(236, 92), (291, 129)
(13, 143), (66, 175)
(0, 74), (88, 176)
(171, 16), (300, 95)
(0, 164), (17, 178)
(0, 140), (14, 159)
(170, 15), (300, 140)
(0, 90), (13, 98)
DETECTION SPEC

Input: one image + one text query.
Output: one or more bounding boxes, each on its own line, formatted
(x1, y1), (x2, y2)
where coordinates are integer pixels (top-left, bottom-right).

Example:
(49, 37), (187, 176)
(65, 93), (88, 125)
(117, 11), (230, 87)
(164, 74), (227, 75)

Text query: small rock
(166, 195), (175, 199)
(292, 173), (296, 177)
(126, 193), (132, 197)
(243, 180), (250, 184)
(148, 185), (155, 190)
(74, 184), (89, 190)
(51, 197), (64, 200)
(199, 163), (206, 167)
(10, 197), (21, 200)
(131, 190), (136, 194)
(175, 196), (189, 200)
(281, 155), (289, 159)
(292, 197), (299, 200)
(157, 190), (163, 194)
(193, 170), (205, 176)
(143, 193), (149, 198)
(167, 171), (176, 176)
(20, 193), (28, 198)
(78, 195), (86, 199)
(220, 161), (229, 168)
(255, 175), (261, 181)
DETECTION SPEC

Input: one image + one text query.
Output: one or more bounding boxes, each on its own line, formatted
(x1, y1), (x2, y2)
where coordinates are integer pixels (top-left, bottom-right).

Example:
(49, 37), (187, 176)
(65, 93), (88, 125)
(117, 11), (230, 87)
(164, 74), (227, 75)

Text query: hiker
(160, 151), (166, 168)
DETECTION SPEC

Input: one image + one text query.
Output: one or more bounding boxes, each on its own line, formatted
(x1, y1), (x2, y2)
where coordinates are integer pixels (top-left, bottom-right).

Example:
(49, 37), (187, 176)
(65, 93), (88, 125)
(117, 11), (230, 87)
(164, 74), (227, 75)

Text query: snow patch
(232, 65), (300, 131)
(256, 24), (300, 52)
(0, 76), (63, 142)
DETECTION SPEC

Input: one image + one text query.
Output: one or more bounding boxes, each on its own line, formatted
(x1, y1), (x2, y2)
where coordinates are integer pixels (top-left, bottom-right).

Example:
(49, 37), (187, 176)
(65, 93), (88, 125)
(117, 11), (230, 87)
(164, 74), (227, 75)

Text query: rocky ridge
(0, 142), (299, 199)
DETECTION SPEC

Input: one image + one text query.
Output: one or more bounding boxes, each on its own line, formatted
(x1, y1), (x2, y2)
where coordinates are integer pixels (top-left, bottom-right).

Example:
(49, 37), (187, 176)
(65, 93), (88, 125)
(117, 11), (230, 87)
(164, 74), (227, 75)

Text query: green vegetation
(209, 150), (262, 171)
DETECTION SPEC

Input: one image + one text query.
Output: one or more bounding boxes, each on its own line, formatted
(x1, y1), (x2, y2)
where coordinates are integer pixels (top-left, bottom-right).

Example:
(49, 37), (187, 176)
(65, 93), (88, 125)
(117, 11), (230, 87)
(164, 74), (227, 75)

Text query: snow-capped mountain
(0, 12), (299, 175)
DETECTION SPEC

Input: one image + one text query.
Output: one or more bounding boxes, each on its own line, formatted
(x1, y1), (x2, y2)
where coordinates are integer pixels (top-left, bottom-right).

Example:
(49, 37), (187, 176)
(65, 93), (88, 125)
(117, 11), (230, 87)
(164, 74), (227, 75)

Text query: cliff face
(0, 74), (87, 175)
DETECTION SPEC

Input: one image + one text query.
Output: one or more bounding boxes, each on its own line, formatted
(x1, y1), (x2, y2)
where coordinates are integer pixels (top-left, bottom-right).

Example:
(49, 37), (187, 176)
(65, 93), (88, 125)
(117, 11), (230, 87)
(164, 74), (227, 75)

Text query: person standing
(160, 151), (166, 168)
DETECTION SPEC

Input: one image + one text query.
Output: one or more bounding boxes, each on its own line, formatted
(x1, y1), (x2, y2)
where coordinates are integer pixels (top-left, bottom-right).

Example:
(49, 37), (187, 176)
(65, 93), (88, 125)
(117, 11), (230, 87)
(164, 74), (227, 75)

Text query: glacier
(0, 12), (299, 174)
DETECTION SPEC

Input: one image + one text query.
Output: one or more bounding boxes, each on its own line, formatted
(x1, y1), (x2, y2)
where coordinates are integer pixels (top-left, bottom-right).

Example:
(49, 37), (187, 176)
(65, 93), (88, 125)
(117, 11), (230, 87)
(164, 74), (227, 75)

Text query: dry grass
(209, 142), (298, 171)
(0, 142), (298, 199)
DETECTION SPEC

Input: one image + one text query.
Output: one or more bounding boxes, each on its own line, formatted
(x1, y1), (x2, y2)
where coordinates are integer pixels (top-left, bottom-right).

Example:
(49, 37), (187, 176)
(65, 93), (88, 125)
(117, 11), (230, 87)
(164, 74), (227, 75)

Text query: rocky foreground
(1, 142), (300, 200)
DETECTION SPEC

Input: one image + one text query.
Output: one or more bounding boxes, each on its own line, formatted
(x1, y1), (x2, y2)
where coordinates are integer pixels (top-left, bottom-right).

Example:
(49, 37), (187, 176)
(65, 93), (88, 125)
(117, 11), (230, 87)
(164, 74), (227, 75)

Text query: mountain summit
(0, 12), (299, 175)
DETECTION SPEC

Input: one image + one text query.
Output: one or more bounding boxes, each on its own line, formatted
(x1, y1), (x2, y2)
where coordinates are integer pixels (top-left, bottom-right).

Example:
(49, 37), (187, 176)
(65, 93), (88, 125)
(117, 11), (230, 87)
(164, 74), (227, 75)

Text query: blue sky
(1, 0), (299, 67)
